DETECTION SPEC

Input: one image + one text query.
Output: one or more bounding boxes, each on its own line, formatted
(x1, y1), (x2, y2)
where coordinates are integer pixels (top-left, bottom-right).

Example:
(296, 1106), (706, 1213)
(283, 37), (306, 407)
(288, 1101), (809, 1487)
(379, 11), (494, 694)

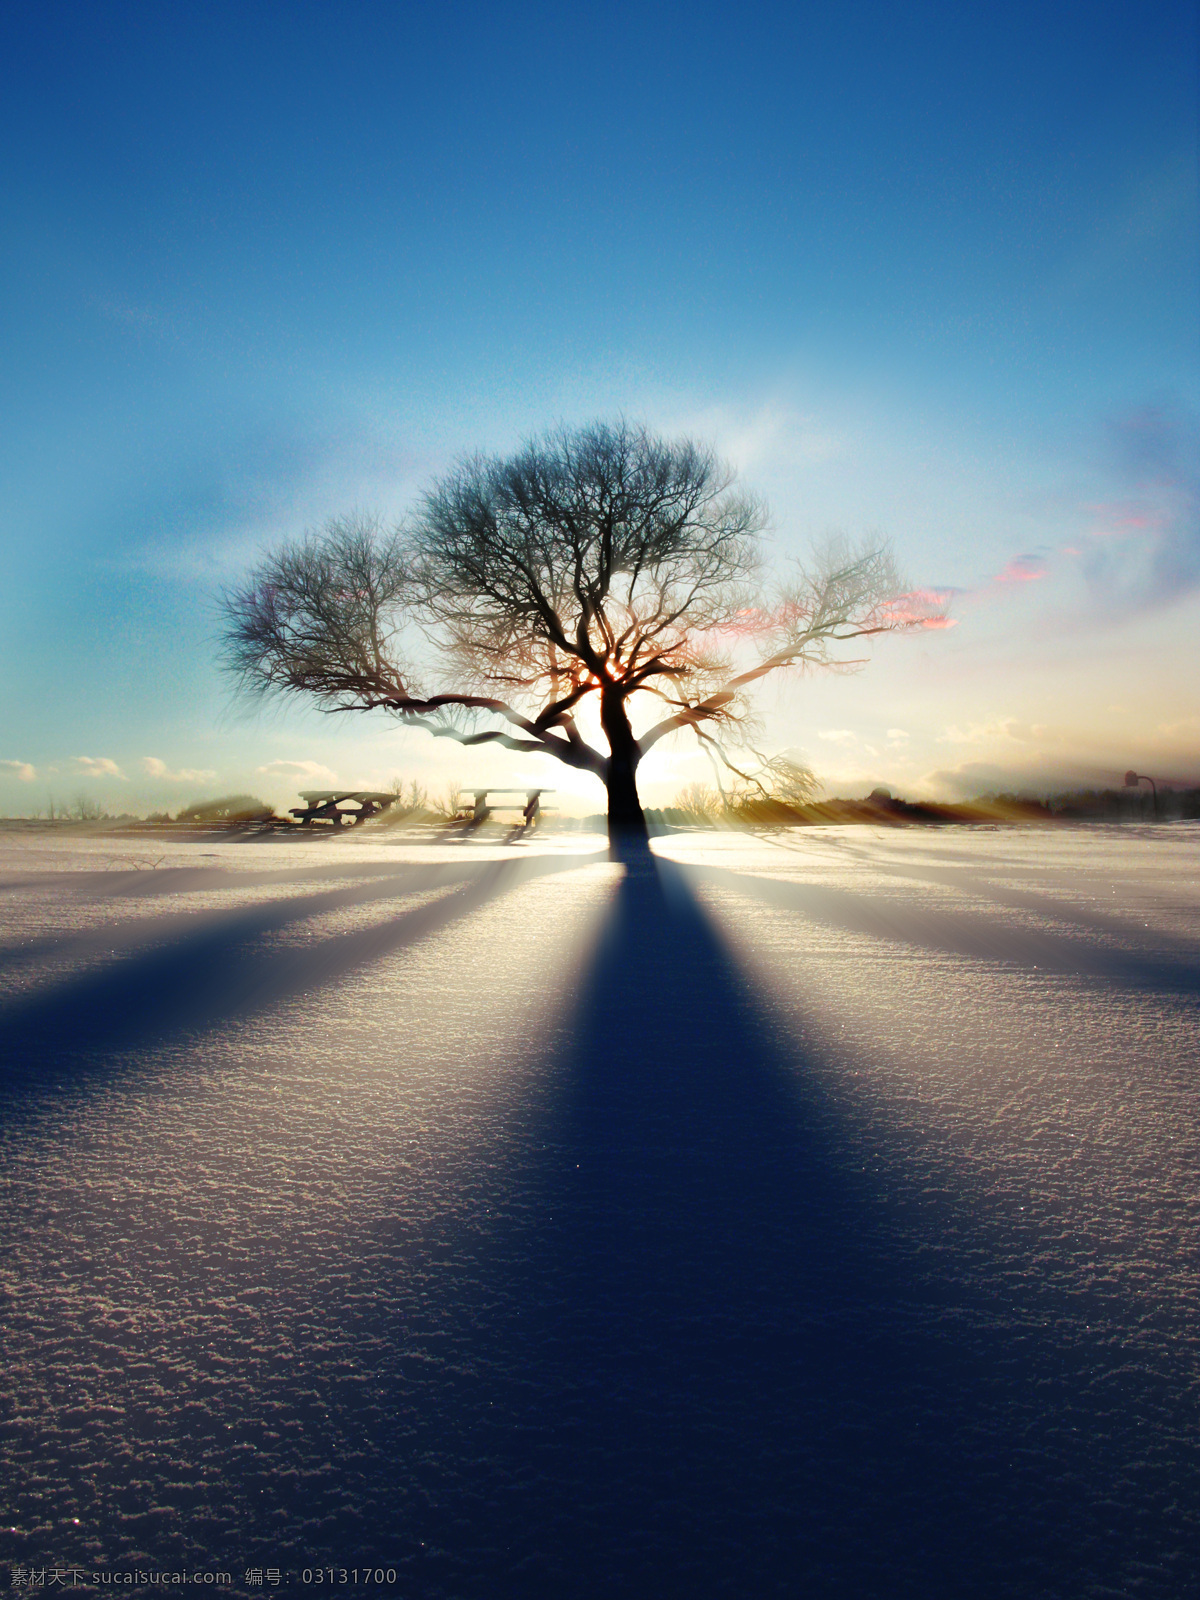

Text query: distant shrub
(670, 755), (822, 829)
(673, 782), (723, 823)
(373, 777), (438, 824)
(176, 794), (274, 823)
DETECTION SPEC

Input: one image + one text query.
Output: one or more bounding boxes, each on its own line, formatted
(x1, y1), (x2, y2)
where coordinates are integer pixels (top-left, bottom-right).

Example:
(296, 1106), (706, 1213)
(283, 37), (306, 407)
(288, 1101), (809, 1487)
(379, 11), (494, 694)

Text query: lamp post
(1124, 770), (1158, 820)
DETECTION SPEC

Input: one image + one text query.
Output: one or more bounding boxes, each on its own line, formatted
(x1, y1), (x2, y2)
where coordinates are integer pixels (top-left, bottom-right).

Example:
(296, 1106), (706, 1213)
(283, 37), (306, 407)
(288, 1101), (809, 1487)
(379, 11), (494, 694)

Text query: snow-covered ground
(1, 823), (1197, 1597)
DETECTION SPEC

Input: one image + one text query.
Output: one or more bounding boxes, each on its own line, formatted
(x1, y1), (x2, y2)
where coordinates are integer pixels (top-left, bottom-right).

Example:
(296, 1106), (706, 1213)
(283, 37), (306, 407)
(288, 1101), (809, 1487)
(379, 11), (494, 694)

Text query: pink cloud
(1080, 401), (1200, 612)
(1084, 499), (1168, 538)
(992, 555), (1047, 584)
(945, 551), (1052, 612)
(879, 587), (958, 628)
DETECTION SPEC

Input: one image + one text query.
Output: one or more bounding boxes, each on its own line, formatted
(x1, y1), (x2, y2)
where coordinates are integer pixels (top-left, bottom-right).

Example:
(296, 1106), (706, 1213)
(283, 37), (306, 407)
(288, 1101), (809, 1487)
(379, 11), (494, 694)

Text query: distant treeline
(1024, 787), (1200, 822)
(5, 785), (1198, 830)
(651, 785), (1200, 829)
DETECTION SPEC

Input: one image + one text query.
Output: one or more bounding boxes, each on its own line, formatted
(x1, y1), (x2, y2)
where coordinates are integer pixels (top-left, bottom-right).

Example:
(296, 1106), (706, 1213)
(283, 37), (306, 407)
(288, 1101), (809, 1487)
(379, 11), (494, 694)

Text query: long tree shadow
(0, 859), (492, 984)
(753, 827), (1200, 947)
(0, 856), (450, 904)
(694, 862), (1200, 994)
(0, 854), (598, 1091)
(296, 863), (1195, 1598)
(8, 860), (1194, 1597)
(200, 864), (1196, 1600)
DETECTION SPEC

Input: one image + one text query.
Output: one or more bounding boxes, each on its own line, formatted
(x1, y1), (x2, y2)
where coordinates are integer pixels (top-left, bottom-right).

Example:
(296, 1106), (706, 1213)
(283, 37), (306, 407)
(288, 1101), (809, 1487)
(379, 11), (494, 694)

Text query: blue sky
(2, 0), (1197, 810)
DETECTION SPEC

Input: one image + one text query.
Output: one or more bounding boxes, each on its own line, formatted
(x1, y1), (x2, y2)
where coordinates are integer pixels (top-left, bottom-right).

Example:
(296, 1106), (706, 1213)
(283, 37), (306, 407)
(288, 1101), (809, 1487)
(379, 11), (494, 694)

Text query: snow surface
(0, 823), (1198, 1597)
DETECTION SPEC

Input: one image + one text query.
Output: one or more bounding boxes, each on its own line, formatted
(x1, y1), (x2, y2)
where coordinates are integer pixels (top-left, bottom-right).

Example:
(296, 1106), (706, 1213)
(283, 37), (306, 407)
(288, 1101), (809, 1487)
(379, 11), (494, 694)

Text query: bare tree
(221, 421), (945, 850)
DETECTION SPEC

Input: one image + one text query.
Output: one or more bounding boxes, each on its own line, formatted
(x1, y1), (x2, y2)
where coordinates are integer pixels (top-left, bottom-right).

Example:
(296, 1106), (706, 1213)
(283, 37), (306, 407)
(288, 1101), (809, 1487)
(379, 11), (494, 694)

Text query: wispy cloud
(75, 756), (125, 779)
(881, 587), (960, 628)
(936, 718), (1052, 747)
(993, 554), (1047, 585)
(257, 759), (338, 783)
(0, 759), (36, 782)
(1084, 500), (1168, 539)
(1078, 401), (1200, 615)
(918, 759), (1120, 801)
(662, 401), (845, 475)
(109, 423), (439, 586)
(141, 756), (218, 784)
(817, 729), (857, 745)
(949, 553), (1049, 610)
(960, 400), (1200, 634)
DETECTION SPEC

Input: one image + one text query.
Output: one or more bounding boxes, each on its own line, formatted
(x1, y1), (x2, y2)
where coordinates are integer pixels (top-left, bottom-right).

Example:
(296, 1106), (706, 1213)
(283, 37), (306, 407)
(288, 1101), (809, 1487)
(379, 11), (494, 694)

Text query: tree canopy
(221, 420), (946, 846)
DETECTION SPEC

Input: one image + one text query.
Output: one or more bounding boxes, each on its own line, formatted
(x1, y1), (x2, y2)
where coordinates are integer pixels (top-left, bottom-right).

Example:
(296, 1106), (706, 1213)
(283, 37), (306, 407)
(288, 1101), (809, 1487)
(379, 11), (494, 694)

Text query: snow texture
(0, 823), (1197, 1597)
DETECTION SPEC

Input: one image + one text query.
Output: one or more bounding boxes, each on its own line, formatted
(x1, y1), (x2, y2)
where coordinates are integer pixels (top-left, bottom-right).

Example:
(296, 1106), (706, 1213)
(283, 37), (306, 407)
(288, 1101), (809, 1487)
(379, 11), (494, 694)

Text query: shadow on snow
(1, 857), (1194, 1597)
(0, 856), (596, 1088)
(280, 864), (1194, 1598)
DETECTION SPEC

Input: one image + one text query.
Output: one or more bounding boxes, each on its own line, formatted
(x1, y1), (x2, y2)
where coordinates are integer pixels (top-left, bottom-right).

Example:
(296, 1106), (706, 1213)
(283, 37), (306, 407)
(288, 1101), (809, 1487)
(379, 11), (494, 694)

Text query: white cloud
(75, 756), (125, 779)
(256, 759), (338, 783)
(935, 718), (1054, 747)
(886, 728), (910, 741)
(0, 759), (36, 782)
(141, 756), (218, 783)
(917, 759), (1120, 801)
(658, 400), (844, 475)
(817, 729), (857, 744)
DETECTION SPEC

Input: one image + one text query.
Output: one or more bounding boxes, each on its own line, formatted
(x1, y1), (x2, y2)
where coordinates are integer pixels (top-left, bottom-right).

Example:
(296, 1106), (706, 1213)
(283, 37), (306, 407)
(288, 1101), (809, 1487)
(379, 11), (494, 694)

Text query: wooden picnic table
(458, 789), (555, 826)
(289, 790), (397, 827)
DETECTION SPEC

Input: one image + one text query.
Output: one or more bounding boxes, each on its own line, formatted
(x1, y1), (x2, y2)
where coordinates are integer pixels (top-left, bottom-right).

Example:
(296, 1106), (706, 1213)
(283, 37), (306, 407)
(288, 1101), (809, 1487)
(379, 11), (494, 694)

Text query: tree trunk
(600, 688), (650, 858)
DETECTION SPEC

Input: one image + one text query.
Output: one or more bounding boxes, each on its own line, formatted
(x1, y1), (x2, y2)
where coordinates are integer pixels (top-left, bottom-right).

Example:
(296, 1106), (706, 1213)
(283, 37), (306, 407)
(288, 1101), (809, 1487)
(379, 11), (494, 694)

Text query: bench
(288, 790), (398, 827)
(456, 789), (556, 827)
